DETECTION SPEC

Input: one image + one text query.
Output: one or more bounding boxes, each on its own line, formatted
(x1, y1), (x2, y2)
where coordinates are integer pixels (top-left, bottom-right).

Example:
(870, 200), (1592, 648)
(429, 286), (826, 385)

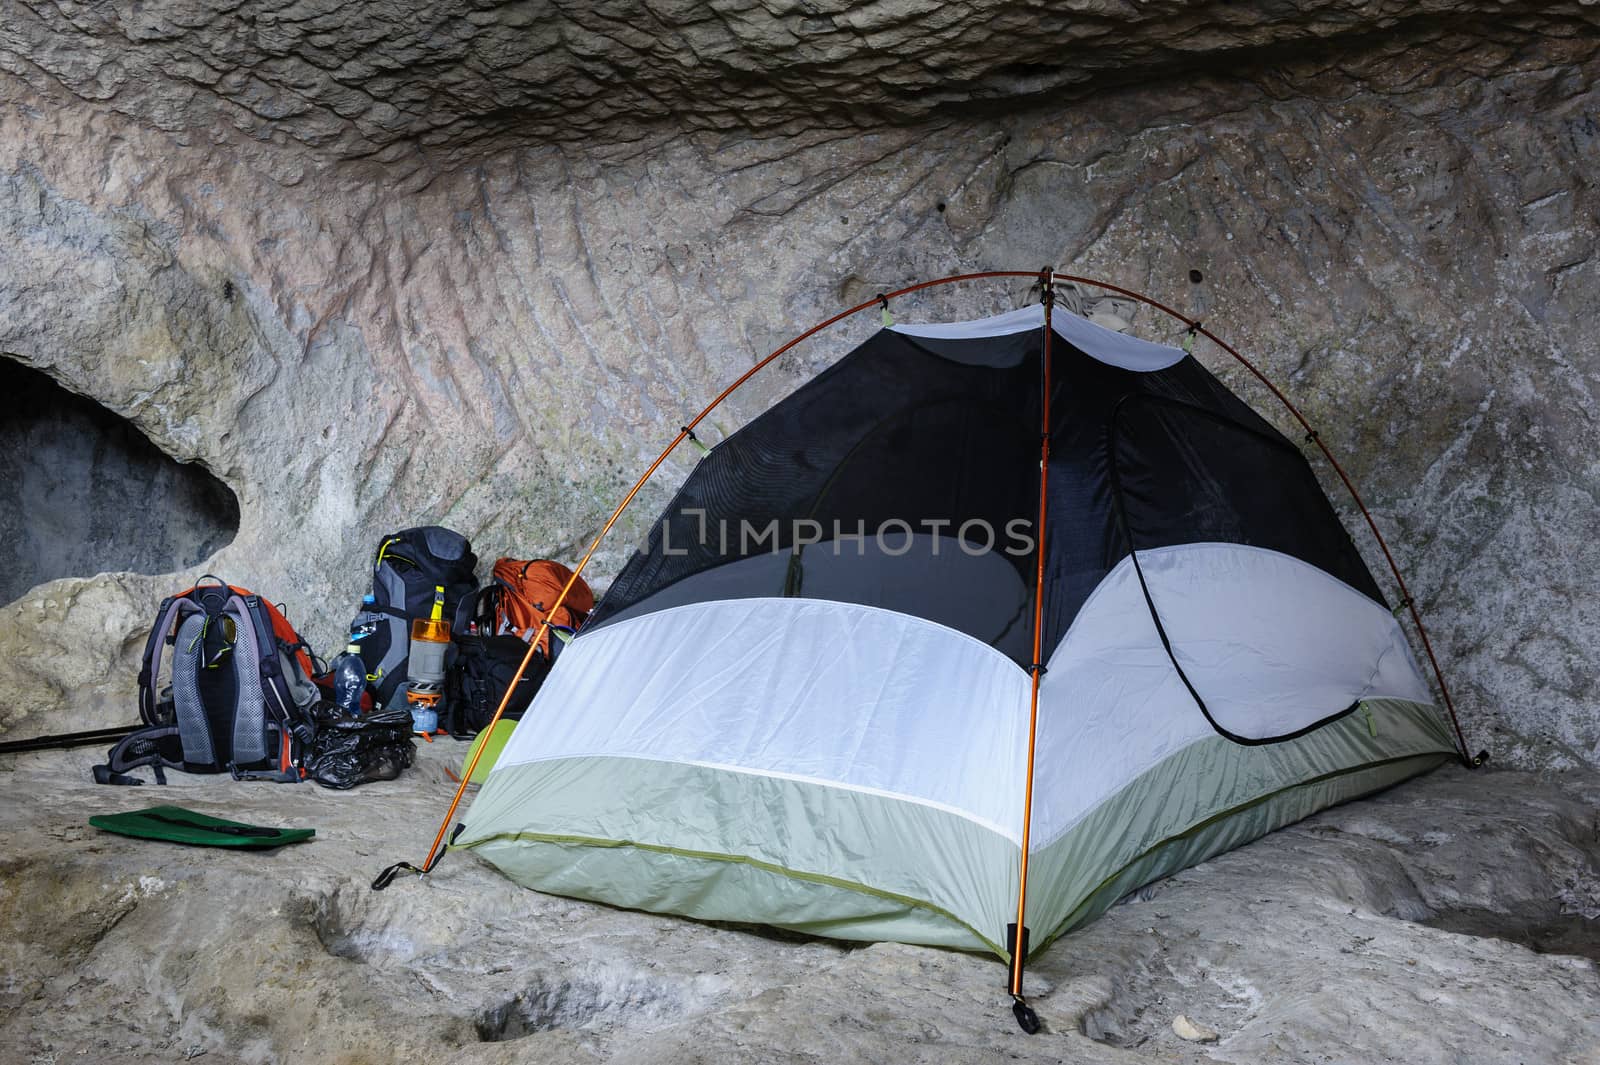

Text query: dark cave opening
(0, 358), (239, 605)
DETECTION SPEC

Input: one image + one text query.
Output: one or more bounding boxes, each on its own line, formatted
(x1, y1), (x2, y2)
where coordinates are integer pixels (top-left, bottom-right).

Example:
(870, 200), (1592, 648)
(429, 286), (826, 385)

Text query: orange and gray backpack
(94, 577), (321, 785)
(485, 558), (593, 657)
(443, 559), (593, 736)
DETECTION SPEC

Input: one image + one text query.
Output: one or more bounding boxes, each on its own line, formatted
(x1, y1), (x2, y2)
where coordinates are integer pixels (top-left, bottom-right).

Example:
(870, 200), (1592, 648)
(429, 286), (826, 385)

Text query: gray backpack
(95, 577), (320, 785)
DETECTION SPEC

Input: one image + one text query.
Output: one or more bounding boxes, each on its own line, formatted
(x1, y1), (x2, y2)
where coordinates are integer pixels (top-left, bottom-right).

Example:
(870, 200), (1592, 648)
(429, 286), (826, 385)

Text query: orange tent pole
(1007, 270), (1054, 1017)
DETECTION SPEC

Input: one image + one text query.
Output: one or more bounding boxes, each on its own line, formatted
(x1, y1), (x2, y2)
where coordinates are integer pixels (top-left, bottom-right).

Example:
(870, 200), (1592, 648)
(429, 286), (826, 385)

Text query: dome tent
(440, 274), (1467, 1020)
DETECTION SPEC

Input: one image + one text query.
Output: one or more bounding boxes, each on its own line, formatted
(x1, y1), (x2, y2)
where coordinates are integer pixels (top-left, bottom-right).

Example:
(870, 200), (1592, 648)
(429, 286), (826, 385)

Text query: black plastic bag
(304, 704), (415, 790)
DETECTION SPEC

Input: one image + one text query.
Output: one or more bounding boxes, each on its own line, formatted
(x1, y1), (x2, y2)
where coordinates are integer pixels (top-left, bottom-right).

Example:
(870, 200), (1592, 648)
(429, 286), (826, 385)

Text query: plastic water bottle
(331, 643), (366, 716)
(351, 593), (382, 641)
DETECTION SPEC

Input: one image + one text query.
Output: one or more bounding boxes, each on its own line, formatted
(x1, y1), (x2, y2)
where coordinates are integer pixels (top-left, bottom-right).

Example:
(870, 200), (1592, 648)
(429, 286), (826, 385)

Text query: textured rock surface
(4, 1), (1597, 155)
(1, 750), (1596, 1062)
(0, 6), (1597, 766)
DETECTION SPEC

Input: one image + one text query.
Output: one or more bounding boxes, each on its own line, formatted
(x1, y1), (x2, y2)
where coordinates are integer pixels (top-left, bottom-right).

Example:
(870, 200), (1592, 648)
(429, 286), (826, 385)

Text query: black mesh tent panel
(1036, 346), (1386, 654)
(1108, 395), (1383, 601)
(588, 329), (1043, 663)
(589, 321), (1388, 682)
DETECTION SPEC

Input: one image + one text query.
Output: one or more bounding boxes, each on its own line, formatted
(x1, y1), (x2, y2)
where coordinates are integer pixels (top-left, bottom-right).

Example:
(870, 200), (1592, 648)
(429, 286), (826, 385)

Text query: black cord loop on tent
(1105, 392), (1371, 747)
(372, 823), (463, 890)
(680, 426), (711, 455)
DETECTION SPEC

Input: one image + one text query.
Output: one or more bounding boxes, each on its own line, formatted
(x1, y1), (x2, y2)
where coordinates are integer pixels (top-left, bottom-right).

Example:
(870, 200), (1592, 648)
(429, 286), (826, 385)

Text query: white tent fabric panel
(1141, 543), (1430, 729)
(892, 303), (1185, 372)
(1030, 542), (1431, 849)
(493, 597), (1033, 841)
(492, 543), (1430, 857)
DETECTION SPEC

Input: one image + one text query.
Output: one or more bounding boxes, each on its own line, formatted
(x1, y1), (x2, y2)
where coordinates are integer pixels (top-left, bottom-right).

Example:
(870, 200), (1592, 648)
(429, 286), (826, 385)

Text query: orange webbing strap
(1048, 272), (1475, 765)
(373, 270), (1049, 891)
(1009, 271), (1053, 1006)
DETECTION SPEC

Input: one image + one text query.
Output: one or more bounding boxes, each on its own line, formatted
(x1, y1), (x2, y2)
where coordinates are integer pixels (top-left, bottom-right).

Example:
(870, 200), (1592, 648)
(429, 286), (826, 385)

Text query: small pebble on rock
(1173, 1014), (1219, 1043)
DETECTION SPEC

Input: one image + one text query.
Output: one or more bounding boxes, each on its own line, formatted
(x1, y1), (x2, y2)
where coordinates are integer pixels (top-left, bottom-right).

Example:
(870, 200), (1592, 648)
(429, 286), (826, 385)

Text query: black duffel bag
(445, 584), (552, 737)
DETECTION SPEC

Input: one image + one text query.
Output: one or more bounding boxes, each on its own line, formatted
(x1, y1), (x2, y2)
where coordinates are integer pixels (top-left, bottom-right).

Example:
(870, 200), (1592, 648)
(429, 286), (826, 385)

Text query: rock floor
(1, 741), (1597, 1065)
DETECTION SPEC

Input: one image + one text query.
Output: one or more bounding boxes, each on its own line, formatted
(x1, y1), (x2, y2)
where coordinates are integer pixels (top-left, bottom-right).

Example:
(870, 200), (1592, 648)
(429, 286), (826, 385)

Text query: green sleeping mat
(460, 718), (519, 785)
(89, 805), (314, 848)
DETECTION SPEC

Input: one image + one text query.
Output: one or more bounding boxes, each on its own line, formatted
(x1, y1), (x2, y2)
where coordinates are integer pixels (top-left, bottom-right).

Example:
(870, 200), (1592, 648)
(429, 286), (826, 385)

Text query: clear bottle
(331, 642), (366, 716)
(351, 593), (382, 641)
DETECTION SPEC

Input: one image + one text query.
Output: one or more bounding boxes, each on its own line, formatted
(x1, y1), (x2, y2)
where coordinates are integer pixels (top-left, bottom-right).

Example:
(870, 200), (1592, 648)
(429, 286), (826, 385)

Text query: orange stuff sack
(490, 559), (594, 656)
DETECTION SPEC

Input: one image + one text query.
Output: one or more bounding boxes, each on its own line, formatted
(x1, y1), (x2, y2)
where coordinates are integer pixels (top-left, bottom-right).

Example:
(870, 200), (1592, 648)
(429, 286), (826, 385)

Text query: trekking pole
(0, 724), (142, 756)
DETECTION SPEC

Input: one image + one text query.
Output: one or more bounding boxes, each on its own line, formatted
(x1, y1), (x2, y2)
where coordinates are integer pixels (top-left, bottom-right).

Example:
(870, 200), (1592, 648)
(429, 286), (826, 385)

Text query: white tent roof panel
(892, 303), (1186, 372)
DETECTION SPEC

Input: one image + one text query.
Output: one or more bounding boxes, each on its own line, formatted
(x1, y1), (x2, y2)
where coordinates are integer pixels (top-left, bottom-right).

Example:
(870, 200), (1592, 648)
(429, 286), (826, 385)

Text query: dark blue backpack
(354, 527), (478, 709)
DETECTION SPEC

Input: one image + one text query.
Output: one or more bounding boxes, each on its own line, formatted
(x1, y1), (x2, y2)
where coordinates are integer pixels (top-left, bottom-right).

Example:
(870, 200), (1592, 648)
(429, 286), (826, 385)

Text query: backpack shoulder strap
(225, 595), (271, 767)
(137, 595), (190, 725)
(257, 598), (317, 680)
(450, 584), (495, 636)
(232, 594), (315, 742)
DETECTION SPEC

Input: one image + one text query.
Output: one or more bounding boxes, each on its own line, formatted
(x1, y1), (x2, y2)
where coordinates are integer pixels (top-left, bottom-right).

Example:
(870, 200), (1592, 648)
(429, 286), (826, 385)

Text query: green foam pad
(461, 718), (518, 785)
(89, 805), (314, 848)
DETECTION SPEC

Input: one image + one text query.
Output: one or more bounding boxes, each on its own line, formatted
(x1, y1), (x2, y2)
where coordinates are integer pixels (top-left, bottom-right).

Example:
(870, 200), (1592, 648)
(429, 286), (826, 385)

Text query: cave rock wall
(0, 6), (1595, 766)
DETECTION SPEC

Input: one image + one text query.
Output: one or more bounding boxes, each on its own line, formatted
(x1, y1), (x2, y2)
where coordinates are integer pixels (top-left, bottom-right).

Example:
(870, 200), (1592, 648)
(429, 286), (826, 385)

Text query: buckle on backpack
(228, 762), (303, 784)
